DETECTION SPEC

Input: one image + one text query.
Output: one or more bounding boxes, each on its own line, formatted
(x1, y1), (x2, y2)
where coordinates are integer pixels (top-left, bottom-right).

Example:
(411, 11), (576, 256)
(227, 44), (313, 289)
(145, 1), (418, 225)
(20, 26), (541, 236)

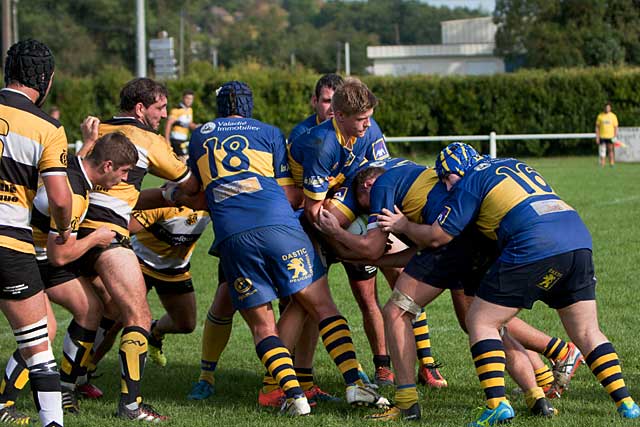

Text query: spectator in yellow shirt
(595, 102), (618, 167)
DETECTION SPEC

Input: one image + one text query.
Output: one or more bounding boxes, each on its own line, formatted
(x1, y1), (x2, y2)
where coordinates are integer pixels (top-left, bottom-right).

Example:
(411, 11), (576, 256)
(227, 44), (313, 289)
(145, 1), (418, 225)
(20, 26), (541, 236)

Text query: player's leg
(148, 275), (196, 367)
(344, 265), (391, 386)
(46, 276), (104, 413)
(599, 142), (607, 167)
(1, 293), (63, 427)
(369, 272), (444, 421)
(607, 142), (615, 166)
(187, 268), (234, 400)
(502, 330), (557, 417)
(559, 299), (639, 417)
(94, 247), (164, 421)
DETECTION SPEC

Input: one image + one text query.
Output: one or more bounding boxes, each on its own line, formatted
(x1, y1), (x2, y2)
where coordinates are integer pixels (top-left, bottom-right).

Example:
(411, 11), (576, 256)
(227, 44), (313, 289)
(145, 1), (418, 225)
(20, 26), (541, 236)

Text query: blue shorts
(219, 225), (325, 310)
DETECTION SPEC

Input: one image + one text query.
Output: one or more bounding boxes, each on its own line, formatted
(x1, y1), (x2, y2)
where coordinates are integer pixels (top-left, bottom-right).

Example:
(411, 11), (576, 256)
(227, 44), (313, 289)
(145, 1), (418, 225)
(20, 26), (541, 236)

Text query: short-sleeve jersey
(596, 112), (618, 139)
(367, 163), (443, 232)
(169, 103), (193, 142)
(436, 157), (592, 264)
(288, 117), (389, 202)
(32, 155), (92, 260)
(288, 113), (321, 144)
(0, 88), (68, 254)
(188, 117), (298, 249)
(81, 117), (191, 237)
(131, 207), (210, 281)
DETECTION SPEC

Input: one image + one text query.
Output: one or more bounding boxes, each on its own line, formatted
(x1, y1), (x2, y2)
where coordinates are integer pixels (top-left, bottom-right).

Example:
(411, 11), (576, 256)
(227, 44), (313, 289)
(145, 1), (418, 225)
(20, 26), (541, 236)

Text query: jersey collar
(332, 118), (356, 150)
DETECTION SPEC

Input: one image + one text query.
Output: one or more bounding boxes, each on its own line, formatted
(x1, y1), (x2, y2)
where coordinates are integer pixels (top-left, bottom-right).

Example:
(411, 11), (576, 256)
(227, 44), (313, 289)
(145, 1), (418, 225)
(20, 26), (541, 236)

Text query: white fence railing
(385, 132), (597, 158)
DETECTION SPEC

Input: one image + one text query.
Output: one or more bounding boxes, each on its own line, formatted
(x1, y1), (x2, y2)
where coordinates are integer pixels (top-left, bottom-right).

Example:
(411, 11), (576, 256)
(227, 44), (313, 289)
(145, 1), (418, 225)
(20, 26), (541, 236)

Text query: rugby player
(287, 76), (398, 387)
(164, 90), (198, 161)
(317, 155), (578, 420)
(129, 205), (210, 366)
(0, 39), (72, 427)
(390, 142), (639, 424)
(178, 81), (389, 415)
(75, 77), (200, 422)
(0, 133), (137, 419)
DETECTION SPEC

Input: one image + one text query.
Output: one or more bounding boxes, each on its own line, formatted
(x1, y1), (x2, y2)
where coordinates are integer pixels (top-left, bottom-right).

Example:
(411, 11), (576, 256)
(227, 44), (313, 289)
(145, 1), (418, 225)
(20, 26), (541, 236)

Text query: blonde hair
(331, 77), (378, 116)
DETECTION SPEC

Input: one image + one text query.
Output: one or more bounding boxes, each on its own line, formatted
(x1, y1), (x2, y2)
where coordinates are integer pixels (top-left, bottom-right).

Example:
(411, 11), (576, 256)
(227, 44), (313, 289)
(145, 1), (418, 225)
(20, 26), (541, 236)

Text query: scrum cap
(216, 81), (253, 118)
(4, 39), (55, 107)
(435, 142), (482, 178)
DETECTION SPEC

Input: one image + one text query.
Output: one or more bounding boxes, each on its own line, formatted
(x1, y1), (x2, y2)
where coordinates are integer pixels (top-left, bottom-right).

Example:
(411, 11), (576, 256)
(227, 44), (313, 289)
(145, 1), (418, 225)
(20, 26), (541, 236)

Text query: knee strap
(389, 288), (422, 320)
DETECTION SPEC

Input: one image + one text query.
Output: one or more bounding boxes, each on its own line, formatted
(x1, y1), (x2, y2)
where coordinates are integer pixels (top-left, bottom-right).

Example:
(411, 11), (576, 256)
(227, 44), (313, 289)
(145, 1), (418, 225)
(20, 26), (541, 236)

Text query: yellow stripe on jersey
(328, 198), (356, 223)
(140, 264), (192, 282)
(288, 153), (304, 188)
(401, 169), (439, 224)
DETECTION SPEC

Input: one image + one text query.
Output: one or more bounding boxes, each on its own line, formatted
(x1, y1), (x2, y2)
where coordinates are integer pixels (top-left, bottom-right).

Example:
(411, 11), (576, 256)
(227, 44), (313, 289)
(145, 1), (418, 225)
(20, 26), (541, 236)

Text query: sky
(421, 0), (496, 13)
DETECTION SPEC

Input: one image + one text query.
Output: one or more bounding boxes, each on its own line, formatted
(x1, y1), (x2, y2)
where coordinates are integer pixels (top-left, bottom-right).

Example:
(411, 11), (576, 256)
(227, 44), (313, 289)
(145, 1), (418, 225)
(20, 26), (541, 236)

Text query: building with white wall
(367, 17), (504, 76)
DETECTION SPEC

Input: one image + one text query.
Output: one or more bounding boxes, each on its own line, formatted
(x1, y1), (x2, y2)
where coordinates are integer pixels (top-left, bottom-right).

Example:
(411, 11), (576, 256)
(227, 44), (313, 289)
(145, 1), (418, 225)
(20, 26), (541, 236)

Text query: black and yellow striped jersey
(168, 103), (193, 142)
(131, 207), (210, 281)
(0, 88), (68, 254)
(81, 117), (191, 237)
(32, 155), (92, 260)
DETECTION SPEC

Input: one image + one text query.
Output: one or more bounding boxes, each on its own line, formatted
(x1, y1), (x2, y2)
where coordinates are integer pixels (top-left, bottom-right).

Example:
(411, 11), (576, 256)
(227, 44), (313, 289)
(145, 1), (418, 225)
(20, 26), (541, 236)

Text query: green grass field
(2, 156), (639, 426)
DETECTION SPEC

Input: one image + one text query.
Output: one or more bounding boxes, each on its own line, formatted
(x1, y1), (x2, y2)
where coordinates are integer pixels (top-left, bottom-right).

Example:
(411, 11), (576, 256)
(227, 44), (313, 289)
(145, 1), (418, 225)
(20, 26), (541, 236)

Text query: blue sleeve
(367, 182), (397, 230)
(272, 128), (293, 184)
(436, 187), (481, 237)
(187, 130), (205, 185)
(302, 136), (335, 201)
(288, 123), (308, 145)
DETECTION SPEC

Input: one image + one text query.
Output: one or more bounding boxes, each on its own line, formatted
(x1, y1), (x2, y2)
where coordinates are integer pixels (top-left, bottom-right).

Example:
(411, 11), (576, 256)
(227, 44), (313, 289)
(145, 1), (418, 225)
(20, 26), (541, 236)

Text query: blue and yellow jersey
(288, 117), (389, 202)
(288, 113), (321, 144)
(169, 103), (193, 142)
(0, 88), (68, 254)
(188, 117), (298, 249)
(31, 155), (92, 260)
(367, 163), (442, 233)
(437, 157), (592, 264)
(131, 207), (210, 281)
(330, 157), (417, 223)
(81, 117), (191, 238)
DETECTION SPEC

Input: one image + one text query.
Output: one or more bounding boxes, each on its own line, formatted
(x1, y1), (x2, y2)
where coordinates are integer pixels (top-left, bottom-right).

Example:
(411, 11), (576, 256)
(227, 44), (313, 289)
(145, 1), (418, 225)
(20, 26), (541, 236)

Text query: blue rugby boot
(468, 401), (515, 426)
(618, 401), (640, 419)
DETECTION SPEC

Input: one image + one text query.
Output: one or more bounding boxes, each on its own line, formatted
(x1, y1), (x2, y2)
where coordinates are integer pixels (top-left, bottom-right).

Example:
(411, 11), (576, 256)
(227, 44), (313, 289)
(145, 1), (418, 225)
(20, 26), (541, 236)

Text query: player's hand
(93, 226), (116, 248)
(315, 206), (341, 236)
(81, 116), (100, 145)
(378, 205), (408, 234)
(55, 229), (72, 245)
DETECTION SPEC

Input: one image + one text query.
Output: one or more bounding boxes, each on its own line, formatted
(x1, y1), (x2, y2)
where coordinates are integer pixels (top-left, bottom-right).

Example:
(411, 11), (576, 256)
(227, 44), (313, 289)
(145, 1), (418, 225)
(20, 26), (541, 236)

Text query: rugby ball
(347, 215), (369, 235)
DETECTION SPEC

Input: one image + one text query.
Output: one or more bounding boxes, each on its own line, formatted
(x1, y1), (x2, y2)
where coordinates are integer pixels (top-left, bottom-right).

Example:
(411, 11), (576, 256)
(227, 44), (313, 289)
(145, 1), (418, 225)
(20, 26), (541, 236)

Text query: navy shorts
(404, 228), (498, 293)
(219, 225), (325, 310)
(477, 249), (596, 309)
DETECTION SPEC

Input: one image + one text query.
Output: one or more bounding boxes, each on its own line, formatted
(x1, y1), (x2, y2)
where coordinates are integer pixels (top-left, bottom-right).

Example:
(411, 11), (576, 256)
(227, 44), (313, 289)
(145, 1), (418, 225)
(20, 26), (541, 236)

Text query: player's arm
(316, 207), (388, 259)
(377, 206), (453, 249)
(77, 116), (101, 157)
(128, 215), (145, 235)
(47, 226), (115, 267)
(42, 174), (72, 243)
(283, 185), (304, 210)
(370, 247), (417, 268)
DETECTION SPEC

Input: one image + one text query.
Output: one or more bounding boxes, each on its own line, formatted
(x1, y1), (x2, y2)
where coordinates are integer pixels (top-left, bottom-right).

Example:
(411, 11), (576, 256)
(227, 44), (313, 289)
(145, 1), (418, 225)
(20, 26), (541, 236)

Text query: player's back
(82, 117), (189, 237)
(0, 88), (68, 254)
(446, 157), (592, 263)
(369, 163), (440, 226)
(189, 117), (298, 248)
(289, 113), (320, 144)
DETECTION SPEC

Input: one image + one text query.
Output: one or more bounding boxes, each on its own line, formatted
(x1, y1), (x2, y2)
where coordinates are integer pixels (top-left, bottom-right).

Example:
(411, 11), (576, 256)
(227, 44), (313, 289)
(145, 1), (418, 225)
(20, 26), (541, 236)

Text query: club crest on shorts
(536, 268), (563, 290)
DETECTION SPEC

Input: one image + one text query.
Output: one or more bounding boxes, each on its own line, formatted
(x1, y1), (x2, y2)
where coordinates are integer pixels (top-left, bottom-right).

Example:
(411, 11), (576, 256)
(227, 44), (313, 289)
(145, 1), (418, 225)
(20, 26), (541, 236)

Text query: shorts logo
(2, 283), (28, 295)
(200, 122), (216, 134)
(536, 268), (563, 290)
(282, 248), (313, 282)
(437, 206), (452, 225)
(234, 277), (258, 301)
(372, 139), (389, 160)
(186, 212), (198, 226)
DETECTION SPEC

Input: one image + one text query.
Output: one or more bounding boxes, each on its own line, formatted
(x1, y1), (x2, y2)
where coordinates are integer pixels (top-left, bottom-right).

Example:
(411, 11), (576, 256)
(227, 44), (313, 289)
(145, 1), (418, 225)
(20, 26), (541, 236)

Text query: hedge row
(41, 62), (640, 157)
